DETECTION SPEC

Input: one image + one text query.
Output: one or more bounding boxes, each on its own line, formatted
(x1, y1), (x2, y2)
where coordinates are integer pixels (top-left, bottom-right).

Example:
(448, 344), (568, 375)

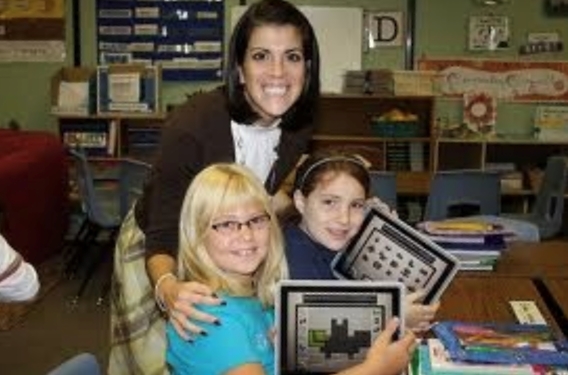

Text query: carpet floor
(0, 254), (110, 375)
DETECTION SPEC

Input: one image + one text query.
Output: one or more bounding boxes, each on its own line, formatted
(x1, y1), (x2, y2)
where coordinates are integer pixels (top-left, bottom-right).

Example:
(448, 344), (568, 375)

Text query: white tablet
(276, 280), (404, 375)
(331, 208), (460, 304)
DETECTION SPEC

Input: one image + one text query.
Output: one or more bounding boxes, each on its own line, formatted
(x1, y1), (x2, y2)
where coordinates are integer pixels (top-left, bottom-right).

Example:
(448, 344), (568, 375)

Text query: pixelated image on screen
(283, 291), (394, 374)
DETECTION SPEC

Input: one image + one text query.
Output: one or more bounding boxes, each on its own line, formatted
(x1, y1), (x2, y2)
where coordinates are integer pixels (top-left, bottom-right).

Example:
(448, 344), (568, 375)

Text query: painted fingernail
(213, 320), (222, 326)
(200, 331), (208, 336)
(220, 300), (227, 306)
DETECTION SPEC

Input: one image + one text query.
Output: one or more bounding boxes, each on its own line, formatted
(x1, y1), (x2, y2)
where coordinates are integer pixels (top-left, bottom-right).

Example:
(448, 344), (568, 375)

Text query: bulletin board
(96, 0), (224, 82)
(0, 0), (65, 62)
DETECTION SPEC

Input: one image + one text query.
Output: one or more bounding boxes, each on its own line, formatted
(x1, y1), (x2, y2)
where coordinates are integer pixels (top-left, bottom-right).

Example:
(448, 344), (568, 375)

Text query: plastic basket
(371, 120), (424, 138)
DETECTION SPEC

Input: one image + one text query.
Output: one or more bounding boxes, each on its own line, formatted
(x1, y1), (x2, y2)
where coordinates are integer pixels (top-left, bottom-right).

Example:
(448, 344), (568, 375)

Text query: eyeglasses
(211, 213), (271, 235)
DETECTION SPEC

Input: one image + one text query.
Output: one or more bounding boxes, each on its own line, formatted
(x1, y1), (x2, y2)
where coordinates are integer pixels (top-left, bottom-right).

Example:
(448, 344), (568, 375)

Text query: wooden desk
(437, 276), (564, 338)
(492, 240), (568, 277)
(538, 278), (568, 337)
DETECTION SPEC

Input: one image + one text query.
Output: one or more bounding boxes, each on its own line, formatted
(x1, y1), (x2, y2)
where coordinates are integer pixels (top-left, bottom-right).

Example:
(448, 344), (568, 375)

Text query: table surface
(491, 240), (568, 277)
(540, 277), (568, 337)
(437, 275), (564, 338)
(541, 278), (568, 314)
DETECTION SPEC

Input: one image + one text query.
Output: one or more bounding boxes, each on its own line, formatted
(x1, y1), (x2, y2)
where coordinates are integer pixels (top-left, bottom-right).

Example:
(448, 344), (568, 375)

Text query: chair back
(424, 170), (501, 221)
(369, 170), (397, 210)
(69, 148), (119, 228)
(118, 158), (151, 219)
(530, 156), (568, 238)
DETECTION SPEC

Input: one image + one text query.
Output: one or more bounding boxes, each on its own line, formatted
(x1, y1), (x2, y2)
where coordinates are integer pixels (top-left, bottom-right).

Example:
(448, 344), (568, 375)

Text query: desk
(538, 278), (568, 337)
(437, 276), (564, 338)
(492, 240), (568, 277)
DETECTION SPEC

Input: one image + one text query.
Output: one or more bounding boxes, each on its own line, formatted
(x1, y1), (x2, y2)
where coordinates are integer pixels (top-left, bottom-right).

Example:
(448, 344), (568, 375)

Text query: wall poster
(468, 15), (510, 51)
(418, 58), (568, 102)
(0, 0), (65, 62)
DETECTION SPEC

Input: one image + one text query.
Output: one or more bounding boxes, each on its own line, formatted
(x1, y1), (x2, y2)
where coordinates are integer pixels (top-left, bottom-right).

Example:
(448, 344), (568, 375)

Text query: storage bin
(371, 120), (425, 138)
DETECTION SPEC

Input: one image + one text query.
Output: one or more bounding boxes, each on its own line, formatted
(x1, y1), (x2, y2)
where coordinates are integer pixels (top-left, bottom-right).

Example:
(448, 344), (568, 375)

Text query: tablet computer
(331, 208), (459, 304)
(276, 280), (404, 375)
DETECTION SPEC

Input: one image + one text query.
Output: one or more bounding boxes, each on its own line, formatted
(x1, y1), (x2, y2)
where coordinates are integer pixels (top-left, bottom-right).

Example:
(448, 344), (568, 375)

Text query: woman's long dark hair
(225, 0), (320, 131)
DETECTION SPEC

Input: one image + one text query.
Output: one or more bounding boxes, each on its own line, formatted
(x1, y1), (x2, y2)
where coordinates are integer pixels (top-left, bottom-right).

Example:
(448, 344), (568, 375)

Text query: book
(432, 321), (568, 366)
(418, 220), (513, 237)
(426, 338), (537, 374)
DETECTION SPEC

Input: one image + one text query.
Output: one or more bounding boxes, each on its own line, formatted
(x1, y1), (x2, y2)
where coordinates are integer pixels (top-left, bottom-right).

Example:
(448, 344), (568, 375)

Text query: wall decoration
(545, 0), (568, 16)
(0, 0), (65, 62)
(366, 11), (404, 48)
(96, 0), (224, 82)
(534, 105), (568, 140)
(468, 15), (510, 51)
(519, 32), (564, 55)
(463, 92), (497, 135)
(418, 58), (568, 102)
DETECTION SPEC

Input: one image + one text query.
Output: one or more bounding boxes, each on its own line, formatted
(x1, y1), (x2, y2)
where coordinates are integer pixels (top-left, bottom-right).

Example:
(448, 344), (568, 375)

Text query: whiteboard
(231, 6), (363, 93)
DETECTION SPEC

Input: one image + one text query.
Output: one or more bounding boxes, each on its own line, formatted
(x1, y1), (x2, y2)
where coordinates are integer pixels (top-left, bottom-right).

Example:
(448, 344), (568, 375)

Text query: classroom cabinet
(55, 113), (165, 164)
(311, 94), (436, 195)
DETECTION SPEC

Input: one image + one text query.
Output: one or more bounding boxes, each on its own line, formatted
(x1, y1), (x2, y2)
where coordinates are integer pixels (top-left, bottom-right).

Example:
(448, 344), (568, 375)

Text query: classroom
(1, 0), (568, 374)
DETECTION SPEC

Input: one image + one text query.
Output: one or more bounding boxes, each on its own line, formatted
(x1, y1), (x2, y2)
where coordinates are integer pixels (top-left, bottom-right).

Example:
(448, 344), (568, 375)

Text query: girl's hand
(158, 277), (224, 340)
(365, 197), (398, 218)
(404, 290), (440, 333)
(363, 317), (416, 375)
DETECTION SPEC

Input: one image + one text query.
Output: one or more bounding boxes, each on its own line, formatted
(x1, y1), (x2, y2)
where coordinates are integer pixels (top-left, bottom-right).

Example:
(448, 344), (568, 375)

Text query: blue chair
(369, 170), (397, 210)
(65, 149), (151, 304)
(423, 170), (501, 221)
(46, 353), (100, 375)
(503, 156), (568, 240)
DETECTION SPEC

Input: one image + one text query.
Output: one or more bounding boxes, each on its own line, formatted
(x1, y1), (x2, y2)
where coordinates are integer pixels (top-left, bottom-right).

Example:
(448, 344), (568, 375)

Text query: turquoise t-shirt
(166, 295), (275, 375)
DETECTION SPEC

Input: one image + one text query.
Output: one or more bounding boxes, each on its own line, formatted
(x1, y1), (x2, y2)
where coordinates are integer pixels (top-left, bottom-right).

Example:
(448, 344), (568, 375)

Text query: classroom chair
(46, 353), (101, 375)
(503, 155), (568, 240)
(369, 170), (397, 210)
(423, 170), (501, 221)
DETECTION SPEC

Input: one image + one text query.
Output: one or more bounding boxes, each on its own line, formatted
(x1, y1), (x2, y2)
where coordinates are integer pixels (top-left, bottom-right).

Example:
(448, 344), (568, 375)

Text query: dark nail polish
(211, 292), (219, 298)
(220, 300), (227, 306)
(200, 331), (208, 336)
(213, 320), (222, 326)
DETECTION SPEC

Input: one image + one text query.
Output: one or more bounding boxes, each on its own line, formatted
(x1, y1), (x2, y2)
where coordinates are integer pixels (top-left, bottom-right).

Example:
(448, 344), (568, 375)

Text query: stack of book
(418, 219), (511, 271)
(409, 321), (568, 375)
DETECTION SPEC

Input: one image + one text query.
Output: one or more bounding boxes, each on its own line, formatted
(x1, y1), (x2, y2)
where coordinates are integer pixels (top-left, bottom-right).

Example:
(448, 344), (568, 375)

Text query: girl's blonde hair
(177, 163), (288, 307)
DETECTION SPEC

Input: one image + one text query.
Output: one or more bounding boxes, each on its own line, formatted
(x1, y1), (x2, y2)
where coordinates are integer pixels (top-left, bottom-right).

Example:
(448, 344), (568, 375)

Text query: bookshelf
(55, 113), (166, 163)
(311, 94), (436, 196)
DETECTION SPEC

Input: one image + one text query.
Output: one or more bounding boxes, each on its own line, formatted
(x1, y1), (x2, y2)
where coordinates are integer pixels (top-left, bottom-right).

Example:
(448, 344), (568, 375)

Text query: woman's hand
(362, 317), (416, 375)
(404, 290), (440, 333)
(157, 276), (224, 340)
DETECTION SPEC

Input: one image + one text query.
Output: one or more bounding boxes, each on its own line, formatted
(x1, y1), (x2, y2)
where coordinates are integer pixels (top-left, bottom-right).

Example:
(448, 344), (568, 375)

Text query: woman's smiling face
(238, 24), (306, 125)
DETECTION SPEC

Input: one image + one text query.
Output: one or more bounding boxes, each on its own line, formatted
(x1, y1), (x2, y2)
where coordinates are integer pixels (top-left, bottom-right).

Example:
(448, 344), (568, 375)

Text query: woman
(285, 149), (440, 332)
(109, 1), (320, 374)
(167, 162), (416, 375)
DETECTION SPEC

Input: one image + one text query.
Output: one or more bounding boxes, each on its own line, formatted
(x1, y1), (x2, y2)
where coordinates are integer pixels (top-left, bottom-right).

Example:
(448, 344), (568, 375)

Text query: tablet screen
(276, 280), (403, 375)
(332, 208), (459, 304)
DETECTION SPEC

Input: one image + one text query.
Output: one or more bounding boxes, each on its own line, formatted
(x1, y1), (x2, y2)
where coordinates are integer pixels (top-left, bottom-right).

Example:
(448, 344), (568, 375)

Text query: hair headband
(296, 155), (368, 191)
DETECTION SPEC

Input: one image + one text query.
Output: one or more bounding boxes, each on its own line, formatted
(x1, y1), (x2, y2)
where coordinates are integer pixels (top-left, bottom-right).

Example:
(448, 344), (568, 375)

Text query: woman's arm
(149, 254), (222, 339)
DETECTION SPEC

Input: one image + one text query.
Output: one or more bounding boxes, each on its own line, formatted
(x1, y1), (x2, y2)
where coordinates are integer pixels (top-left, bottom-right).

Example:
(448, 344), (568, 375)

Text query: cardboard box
(51, 67), (96, 115)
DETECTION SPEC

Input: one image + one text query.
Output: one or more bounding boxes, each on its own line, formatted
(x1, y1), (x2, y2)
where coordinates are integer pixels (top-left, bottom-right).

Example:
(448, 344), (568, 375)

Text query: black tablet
(276, 280), (404, 375)
(331, 208), (459, 304)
